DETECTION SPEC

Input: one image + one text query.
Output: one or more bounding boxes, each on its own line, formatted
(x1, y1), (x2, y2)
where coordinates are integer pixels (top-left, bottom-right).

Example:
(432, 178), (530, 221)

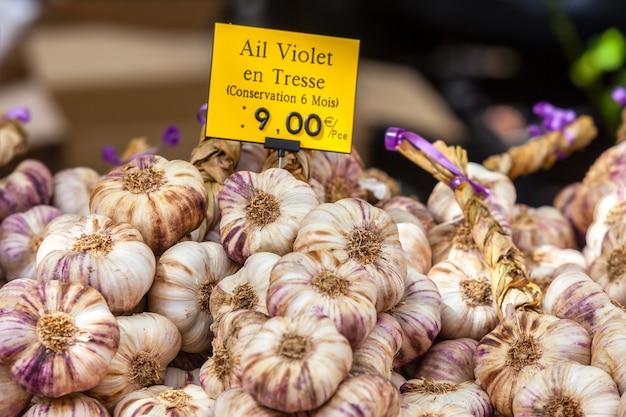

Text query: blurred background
(2, 0), (626, 205)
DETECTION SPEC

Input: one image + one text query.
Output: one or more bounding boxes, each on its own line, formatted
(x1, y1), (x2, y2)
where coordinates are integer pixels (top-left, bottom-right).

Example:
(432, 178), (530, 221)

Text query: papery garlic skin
(90, 154), (208, 255)
(240, 312), (353, 412)
(209, 252), (279, 320)
(0, 204), (61, 281)
(113, 384), (215, 417)
(0, 159), (53, 222)
(510, 204), (577, 252)
(267, 250), (378, 348)
(309, 373), (401, 417)
(309, 149), (368, 203)
(377, 195), (435, 232)
(218, 168), (319, 264)
(591, 316), (626, 395)
(428, 218), (484, 266)
(36, 213), (156, 315)
(88, 312), (182, 411)
(23, 392), (111, 417)
(512, 362), (619, 417)
(52, 166), (101, 216)
(583, 190), (626, 264)
(293, 197), (407, 313)
(163, 367), (201, 388)
(148, 240), (240, 353)
(411, 337), (478, 383)
(0, 280), (120, 398)
(523, 245), (587, 292)
(427, 257), (498, 340)
(0, 277), (38, 314)
(473, 306), (592, 417)
(213, 387), (294, 417)
(0, 362), (32, 417)
(400, 377), (493, 417)
(397, 222), (432, 275)
(390, 266), (441, 368)
(0, 117), (28, 168)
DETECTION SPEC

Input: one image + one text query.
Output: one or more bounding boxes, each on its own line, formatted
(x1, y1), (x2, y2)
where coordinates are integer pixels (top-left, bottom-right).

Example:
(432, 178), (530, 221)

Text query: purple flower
(102, 145), (122, 165)
(102, 125), (181, 166)
(612, 86), (626, 107)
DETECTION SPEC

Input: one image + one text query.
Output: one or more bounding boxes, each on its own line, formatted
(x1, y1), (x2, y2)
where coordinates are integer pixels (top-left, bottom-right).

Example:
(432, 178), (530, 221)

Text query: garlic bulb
(400, 402), (474, 417)
(199, 309), (269, 399)
(23, 392), (111, 417)
(163, 367), (201, 388)
(114, 384), (215, 417)
(0, 277), (38, 314)
(147, 240), (240, 353)
(209, 251), (279, 320)
(351, 312), (403, 379)
(360, 166), (402, 205)
(427, 256), (498, 340)
(0, 204), (61, 281)
(588, 222), (626, 306)
(218, 168), (319, 264)
(308, 373), (401, 417)
(542, 263), (626, 336)
(90, 154), (208, 255)
(309, 149), (367, 203)
(236, 142), (266, 173)
(410, 337), (478, 383)
(522, 244), (587, 292)
(591, 316), (626, 395)
(400, 377), (493, 417)
(213, 387), (294, 417)
(293, 197), (407, 313)
(266, 249), (378, 348)
(510, 203), (577, 252)
(389, 266), (441, 368)
(0, 159), (53, 222)
(473, 305), (592, 417)
(240, 312), (353, 412)
(427, 218), (484, 265)
(262, 148), (313, 182)
(0, 280), (120, 398)
(52, 166), (101, 215)
(511, 361), (620, 417)
(0, 362), (33, 417)
(36, 213), (156, 314)
(88, 312), (182, 411)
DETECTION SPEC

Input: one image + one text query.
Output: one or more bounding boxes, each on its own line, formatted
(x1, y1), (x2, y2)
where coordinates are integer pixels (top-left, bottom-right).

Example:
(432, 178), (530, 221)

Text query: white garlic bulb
(114, 384), (215, 417)
(583, 190), (626, 264)
(410, 337), (478, 383)
(23, 392), (111, 417)
(52, 166), (101, 216)
(591, 316), (626, 395)
(588, 222), (626, 306)
(0, 362), (33, 417)
(510, 203), (577, 252)
(427, 218), (484, 266)
(351, 312), (403, 379)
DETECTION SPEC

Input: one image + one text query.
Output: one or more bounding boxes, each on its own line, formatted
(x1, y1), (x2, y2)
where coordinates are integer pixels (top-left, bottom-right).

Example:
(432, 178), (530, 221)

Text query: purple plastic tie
(530, 101), (577, 159)
(197, 103), (208, 124)
(385, 127), (490, 197)
(612, 86), (626, 108)
(3, 107), (30, 123)
(102, 145), (122, 165)
(162, 125), (180, 146)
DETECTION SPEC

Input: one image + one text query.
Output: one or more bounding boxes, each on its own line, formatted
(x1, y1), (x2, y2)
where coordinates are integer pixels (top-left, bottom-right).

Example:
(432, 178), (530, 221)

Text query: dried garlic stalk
(482, 115), (597, 179)
(0, 109), (29, 168)
(389, 129), (541, 315)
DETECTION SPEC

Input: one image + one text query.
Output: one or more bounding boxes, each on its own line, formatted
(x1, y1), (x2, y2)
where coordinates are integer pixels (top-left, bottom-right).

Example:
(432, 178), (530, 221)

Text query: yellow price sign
(205, 23), (360, 153)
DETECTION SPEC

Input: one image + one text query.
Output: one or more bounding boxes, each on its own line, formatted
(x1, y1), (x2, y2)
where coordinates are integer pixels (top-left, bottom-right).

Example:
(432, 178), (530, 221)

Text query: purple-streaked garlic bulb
(588, 222), (626, 306)
(0, 362), (33, 417)
(218, 168), (319, 264)
(510, 203), (577, 252)
(36, 213), (156, 315)
(293, 197), (407, 313)
(427, 217), (484, 266)
(87, 312), (182, 411)
(163, 367), (200, 388)
(89, 154), (208, 255)
(267, 249), (377, 348)
(390, 266), (441, 368)
(0, 204), (62, 281)
(410, 337), (478, 383)
(147, 240), (240, 353)
(591, 316), (626, 395)
(235, 142), (265, 173)
(0, 159), (53, 222)
(23, 392), (111, 417)
(309, 148), (368, 203)
(427, 256), (499, 340)
(0, 280), (120, 398)
(396, 220), (432, 275)
(473, 305), (592, 417)
(240, 312), (352, 413)
(583, 190), (626, 264)
(400, 402), (474, 417)
(209, 252), (279, 320)
(522, 244), (587, 292)
(113, 384), (215, 417)
(376, 195), (436, 232)
(213, 387), (289, 416)
(51, 166), (101, 216)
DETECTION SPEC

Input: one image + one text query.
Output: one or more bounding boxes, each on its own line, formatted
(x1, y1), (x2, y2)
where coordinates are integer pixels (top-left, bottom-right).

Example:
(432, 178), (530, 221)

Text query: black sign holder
(264, 137), (301, 169)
